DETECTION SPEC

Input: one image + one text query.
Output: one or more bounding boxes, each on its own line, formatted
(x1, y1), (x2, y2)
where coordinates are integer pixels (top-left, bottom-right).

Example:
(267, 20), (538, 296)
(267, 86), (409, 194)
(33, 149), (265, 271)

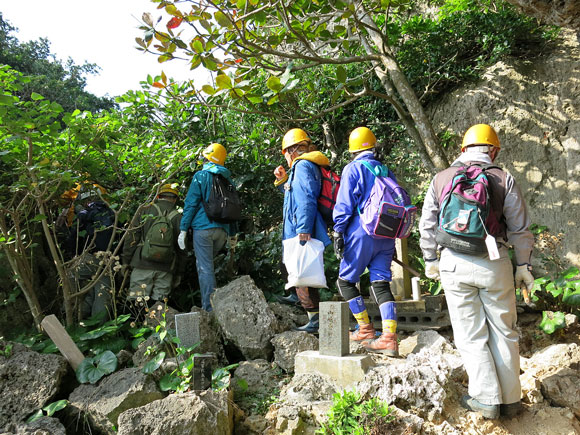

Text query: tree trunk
(355, 2), (450, 171)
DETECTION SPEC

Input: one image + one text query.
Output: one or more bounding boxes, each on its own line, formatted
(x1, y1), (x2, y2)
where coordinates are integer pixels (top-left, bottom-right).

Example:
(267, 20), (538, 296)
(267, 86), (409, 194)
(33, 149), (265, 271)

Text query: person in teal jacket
(274, 128), (331, 333)
(178, 143), (235, 311)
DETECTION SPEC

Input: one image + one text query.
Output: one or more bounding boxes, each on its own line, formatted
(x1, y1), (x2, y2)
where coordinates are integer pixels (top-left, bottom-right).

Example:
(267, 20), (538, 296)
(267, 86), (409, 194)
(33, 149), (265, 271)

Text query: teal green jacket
(180, 163), (235, 235)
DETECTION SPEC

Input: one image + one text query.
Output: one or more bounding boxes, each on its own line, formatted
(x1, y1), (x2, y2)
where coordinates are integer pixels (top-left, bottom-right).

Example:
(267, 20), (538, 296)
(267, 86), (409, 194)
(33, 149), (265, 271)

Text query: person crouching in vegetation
(332, 127), (399, 356)
(273, 128), (331, 333)
(64, 185), (115, 322)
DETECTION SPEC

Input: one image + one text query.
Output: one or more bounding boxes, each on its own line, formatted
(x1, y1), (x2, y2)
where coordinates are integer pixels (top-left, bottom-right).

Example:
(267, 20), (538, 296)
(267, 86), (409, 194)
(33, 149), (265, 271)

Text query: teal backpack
(141, 204), (179, 263)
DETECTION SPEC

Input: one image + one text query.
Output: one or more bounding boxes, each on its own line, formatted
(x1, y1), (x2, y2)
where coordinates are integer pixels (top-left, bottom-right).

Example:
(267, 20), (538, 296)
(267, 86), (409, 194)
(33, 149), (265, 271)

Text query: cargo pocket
(439, 262), (456, 287)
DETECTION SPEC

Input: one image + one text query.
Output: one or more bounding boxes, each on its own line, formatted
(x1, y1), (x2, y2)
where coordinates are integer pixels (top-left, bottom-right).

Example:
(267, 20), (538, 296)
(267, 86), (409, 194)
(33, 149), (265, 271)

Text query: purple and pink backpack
(359, 161), (417, 239)
(435, 164), (501, 254)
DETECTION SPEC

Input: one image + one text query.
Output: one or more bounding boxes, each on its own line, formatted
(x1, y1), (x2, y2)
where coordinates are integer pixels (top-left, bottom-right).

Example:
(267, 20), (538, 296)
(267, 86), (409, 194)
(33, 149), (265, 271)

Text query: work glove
(177, 230), (187, 251)
(515, 264), (534, 291)
(333, 232), (344, 259)
(425, 259), (440, 281)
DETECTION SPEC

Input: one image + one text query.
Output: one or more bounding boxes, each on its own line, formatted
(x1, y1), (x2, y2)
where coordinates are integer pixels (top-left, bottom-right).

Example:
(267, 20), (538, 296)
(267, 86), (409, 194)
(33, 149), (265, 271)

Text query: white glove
(177, 230), (187, 250)
(425, 259), (440, 280)
(515, 264), (534, 291)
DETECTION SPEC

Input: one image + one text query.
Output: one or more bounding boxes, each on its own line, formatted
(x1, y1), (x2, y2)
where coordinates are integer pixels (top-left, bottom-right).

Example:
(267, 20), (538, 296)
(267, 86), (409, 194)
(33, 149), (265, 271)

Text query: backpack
(141, 204), (179, 263)
(318, 166), (341, 226)
(435, 164), (501, 254)
(202, 173), (242, 224)
(359, 161), (417, 239)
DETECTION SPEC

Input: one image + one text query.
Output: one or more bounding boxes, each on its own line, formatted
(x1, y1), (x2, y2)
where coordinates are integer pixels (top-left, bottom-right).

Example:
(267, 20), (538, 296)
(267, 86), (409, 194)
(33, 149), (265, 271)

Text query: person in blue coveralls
(332, 127), (399, 356)
(273, 128), (331, 333)
(178, 143), (236, 312)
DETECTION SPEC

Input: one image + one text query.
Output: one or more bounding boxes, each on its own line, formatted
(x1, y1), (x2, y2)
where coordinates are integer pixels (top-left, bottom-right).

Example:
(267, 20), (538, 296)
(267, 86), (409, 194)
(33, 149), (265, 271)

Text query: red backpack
(318, 166), (341, 227)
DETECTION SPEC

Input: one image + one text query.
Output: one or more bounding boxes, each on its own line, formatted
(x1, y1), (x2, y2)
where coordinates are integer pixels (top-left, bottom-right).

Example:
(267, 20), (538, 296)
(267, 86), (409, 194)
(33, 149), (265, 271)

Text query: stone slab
(319, 302), (349, 357)
(294, 350), (375, 389)
(175, 312), (201, 349)
(41, 315), (84, 370)
(192, 353), (217, 390)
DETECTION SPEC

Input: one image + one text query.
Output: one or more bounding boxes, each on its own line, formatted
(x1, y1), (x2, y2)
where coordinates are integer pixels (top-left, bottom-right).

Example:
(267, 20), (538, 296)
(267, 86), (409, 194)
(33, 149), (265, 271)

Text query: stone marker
(411, 277), (421, 301)
(319, 301), (349, 357)
(192, 353), (218, 390)
(175, 312), (201, 349)
(295, 351), (375, 389)
(40, 314), (84, 370)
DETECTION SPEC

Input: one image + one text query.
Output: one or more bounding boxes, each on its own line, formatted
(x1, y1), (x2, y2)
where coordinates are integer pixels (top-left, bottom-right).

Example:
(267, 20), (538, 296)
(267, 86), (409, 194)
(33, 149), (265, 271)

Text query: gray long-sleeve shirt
(419, 151), (534, 265)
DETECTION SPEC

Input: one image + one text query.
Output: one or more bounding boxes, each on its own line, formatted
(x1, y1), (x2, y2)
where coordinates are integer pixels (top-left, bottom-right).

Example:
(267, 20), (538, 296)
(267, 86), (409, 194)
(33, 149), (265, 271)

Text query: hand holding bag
(283, 236), (327, 289)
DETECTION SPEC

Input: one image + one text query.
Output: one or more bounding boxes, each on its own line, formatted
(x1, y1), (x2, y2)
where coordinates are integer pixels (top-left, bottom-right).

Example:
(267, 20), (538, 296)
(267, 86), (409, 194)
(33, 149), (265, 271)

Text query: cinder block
(319, 302), (349, 357)
(295, 350), (375, 389)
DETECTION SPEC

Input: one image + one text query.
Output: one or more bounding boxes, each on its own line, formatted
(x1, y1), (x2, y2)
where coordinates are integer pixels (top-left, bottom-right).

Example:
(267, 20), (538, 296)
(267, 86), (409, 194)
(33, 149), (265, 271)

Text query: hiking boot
(363, 332), (399, 356)
(500, 401), (523, 418)
(295, 313), (319, 333)
(461, 395), (500, 419)
(350, 323), (377, 342)
(275, 292), (301, 307)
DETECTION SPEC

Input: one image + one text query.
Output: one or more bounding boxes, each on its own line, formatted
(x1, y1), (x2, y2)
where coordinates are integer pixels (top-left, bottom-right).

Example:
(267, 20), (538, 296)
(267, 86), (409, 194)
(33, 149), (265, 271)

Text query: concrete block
(295, 350), (375, 389)
(319, 302), (349, 357)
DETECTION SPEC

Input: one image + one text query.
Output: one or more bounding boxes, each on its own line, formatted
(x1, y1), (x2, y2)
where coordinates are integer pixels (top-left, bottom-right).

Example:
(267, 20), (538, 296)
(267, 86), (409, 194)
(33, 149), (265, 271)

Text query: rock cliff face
(428, 29), (580, 269)
(506, 0), (580, 30)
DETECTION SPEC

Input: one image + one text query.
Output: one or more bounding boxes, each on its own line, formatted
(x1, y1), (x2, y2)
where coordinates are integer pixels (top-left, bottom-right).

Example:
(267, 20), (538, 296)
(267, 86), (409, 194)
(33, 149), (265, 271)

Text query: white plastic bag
(283, 236), (327, 289)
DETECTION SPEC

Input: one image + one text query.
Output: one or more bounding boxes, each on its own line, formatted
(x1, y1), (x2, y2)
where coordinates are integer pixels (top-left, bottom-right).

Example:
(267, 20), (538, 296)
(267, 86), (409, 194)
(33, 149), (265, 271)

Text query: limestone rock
(504, 0), (580, 30)
(540, 368), (580, 418)
(1, 417), (66, 435)
(268, 303), (308, 333)
(279, 373), (338, 405)
(232, 359), (282, 396)
(520, 371), (544, 404)
(271, 331), (319, 372)
(0, 341), (69, 428)
(211, 276), (278, 360)
(67, 368), (164, 435)
(356, 332), (465, 421)
(117, 389), (233, 435)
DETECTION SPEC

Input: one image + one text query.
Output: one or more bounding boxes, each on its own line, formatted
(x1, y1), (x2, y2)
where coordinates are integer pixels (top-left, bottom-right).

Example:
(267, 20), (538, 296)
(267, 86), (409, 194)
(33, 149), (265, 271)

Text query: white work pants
(440, 247), (521, 405)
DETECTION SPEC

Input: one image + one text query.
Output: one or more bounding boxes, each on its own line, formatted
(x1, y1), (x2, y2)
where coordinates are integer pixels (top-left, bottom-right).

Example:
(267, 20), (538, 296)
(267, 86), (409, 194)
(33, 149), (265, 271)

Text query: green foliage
(396, 0), (555, 103)
(529, 266), (580, 334)
(539, 311), (567, 335)
(26, 400), (68, 423)
(76, 350), (118, 384)
(0, 342), (13, 357)
(317, 390), (395, 434)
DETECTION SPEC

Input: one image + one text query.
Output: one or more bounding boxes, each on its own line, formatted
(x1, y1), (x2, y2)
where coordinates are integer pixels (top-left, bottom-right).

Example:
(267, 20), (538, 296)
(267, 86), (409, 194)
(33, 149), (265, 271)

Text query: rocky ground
(0, 276), (579, 434)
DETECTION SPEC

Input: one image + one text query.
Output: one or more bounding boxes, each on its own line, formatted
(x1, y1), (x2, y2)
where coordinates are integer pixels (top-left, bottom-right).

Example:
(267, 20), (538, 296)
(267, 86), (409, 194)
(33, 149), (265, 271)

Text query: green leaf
(192, 40), (204, 54)
(202, 85), (216, 95)
(0, 94), (15, 105)
(26, 409), (44, 423)
(30, 92), (44, 101)
(159, 373), (182, 391)
(562, 267), (579, 279)
(143, 351), (166, 374)
(216, 75), (233, 89)
(43, 400), (68, 417)
(539, 311), (566, 334)
(76, 351), (118, 384)
(214, 11), (231, 28)
(30, 214), (47, 222)
(562, 282), (580, 306)
(336, 66), (347, 83)
(266, 76), (283, 92)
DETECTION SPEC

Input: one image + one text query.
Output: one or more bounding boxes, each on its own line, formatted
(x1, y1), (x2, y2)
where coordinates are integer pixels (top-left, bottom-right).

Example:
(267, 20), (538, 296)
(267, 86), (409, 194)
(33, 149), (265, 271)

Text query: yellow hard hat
(282, 128), (311, 152)
(349, 127), (376, 153)
(158, 183), (179, 197)
(202, 143), (227, 166)
(461, 124), (501, 151)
